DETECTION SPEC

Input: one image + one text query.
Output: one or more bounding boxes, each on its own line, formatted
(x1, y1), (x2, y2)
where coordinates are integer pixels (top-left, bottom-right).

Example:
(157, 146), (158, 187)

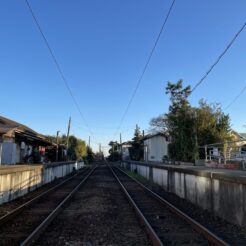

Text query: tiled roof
(239, 133), (246, 139)
(0, 115), (50, 144)
(0, 116), (37, 134)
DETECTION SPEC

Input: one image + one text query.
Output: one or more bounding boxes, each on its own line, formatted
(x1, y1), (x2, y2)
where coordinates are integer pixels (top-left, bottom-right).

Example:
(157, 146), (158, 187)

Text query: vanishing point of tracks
(0, 163), (229, 245)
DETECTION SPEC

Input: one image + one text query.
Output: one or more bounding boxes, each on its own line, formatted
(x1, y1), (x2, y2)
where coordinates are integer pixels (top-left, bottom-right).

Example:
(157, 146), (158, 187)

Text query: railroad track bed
(1, 164), (243, 245)
(112, 167), (214, 245)
(36, 166), (151, 245)
(0, 168), (93, 246)
(117, 166), (246, 246)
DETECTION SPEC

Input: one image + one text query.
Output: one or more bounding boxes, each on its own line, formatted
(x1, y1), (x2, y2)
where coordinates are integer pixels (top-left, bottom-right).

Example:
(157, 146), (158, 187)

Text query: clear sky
(1, 0), (246, 153)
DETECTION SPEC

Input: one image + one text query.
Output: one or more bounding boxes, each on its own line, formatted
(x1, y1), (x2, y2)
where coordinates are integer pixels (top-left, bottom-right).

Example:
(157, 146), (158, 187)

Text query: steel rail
(0, 167), (89, 227)
(20, 166), (96, 246)
(115, 166), (229, 246)
(108, 164), (164, 246)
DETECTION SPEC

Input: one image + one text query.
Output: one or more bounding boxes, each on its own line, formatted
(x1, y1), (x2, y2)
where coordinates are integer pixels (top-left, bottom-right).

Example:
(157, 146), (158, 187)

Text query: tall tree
(75, 139), (87, 160)
(86, 146), (94, 163)
(165, 80), (197, 161)
(129, 125), (144, 161)
(108, 141), (120, 161)
(149, 113), (167, 133)
(46, 134), (87, 161)
(150, 80), (231, 161)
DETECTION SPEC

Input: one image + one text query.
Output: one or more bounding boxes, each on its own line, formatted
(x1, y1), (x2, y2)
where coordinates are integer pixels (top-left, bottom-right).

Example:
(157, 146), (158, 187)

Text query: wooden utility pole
(112, 143), (114, 161)
(120, 133), (122, 160)
(66, 117), (71, 160)
(56, 130), (60, 162)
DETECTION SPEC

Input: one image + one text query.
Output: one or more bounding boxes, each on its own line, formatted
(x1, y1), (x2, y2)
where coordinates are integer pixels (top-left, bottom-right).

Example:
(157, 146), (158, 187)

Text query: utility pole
(193, 111), (198, 163)
(66, 117), (71, 161)
(112, 143), (114, 161)
(56, 130), (60, 162)
(120, 133), (122, 161)
(88, 136), (91, 148)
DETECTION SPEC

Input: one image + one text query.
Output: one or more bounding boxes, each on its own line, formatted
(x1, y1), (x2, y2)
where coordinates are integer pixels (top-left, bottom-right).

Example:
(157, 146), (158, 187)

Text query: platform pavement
(169, 164), (246, 178)
(123, 160), (246, 184)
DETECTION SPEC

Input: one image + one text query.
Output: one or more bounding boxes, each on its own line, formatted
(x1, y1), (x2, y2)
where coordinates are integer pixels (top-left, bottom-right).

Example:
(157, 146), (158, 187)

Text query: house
(0, 116), (52, 165)
(205, 130), (246, 162)
(143, 133), (170, 162)
(231, 131), (246, 156)
(120, 141), (132, 160)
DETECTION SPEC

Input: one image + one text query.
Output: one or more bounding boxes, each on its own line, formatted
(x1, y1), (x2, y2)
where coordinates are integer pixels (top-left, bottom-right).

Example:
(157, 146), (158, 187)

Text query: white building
(120, 142), (132, 160)
(143, 133), (170, 162)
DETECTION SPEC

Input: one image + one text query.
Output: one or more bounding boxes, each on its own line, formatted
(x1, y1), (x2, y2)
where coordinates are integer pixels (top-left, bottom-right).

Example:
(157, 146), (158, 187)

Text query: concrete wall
(121, 160), (246, 227)
(0, 161), (84, 205)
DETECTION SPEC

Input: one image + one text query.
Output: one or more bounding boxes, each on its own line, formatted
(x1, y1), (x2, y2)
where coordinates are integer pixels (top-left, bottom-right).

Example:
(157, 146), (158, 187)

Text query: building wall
(122, 147), (130, 160)
(0, 142), (16, 165)
(16, 143), (21, 163)
(0, 144), (2, 164)
(144, 136), (169, 162)
(121, 161), (246, 227)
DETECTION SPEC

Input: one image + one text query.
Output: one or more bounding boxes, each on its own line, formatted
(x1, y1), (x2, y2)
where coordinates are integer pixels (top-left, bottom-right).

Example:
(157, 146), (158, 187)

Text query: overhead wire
(224, 85), (246, 110)
(191, 21), (246, 93)
(24, 0), (94, 136)
(113, 0), (176, 138)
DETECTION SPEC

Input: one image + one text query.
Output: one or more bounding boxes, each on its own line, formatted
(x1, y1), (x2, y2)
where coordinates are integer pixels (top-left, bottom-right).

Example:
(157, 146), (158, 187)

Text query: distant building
(0, 116), (52, 165)
(143, 133), (170, 162)
(205, 130), (246, 163)
(231, 131), (246, 155)
(120, 141), (132, 160)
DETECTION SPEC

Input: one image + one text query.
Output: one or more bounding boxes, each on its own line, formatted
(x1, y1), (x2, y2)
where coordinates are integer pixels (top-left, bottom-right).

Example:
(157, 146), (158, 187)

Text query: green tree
(67, 135), (77, 160)
(165, 80), (197, 161)
(45, 134), (87, 161)
(129, 125), (144, 161)
(75, 139), (87, 159)
(86, 146), (94, 163)
(149, 113), (167, 134)
(196, 100), (231, 159)
(150, 80), (231, 162)
(196, 100), (231, 146)
(108, 141), (120, 161)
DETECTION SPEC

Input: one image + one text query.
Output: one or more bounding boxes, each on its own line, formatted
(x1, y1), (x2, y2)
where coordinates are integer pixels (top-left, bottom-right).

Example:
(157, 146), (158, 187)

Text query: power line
(191, 21), (246, 93)
(24, 0), (94, 136)
(224, 85), (246, 110)
(113, 0), (176, 138)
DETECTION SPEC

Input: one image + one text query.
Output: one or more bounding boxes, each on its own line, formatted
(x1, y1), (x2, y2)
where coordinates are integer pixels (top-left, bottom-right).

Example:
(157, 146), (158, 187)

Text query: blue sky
(1, 0), (246, 153)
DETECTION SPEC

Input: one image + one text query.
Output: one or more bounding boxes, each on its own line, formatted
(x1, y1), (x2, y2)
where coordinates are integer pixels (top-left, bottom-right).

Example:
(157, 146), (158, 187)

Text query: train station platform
(0, 164), (42, 174)
(0, 161), (84, 205)
(121, 160), (246, 227)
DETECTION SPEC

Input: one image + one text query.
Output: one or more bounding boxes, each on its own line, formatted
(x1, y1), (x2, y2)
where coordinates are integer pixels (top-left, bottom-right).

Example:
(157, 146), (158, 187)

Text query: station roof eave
(15, 131), (52, 147)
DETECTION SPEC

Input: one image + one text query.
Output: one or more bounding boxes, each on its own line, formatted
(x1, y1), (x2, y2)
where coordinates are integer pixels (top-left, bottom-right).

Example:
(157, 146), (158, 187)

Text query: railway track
(33, 166), (151, 245)
(0, 163), (230, 245)
(0, 166), (95, 245)
(110, 165), (229, 246)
